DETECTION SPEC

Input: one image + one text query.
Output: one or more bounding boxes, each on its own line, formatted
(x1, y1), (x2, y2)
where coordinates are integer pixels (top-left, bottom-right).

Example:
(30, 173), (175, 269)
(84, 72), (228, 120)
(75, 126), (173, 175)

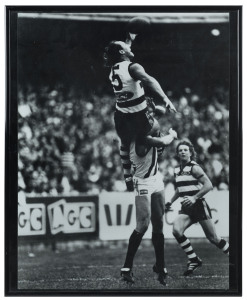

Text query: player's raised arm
(143, 128), (177, 147)
(125, 32), (138, 47)
(129, 63), (177, 113)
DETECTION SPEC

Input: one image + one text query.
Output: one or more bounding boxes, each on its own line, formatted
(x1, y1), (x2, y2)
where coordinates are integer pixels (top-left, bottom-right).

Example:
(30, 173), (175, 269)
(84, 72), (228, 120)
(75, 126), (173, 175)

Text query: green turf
(18, 238), (229, 292)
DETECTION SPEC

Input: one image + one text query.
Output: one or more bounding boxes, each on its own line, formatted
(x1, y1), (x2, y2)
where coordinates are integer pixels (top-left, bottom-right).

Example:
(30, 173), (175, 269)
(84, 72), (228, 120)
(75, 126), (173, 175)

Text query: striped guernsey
(174, 161), (203, 198)
(109, 61), (146, 113)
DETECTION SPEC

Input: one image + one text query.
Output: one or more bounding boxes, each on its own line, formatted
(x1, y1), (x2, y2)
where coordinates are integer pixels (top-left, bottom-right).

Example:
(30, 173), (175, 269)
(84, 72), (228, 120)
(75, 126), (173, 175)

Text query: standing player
(165, 141), (229, 276)
(104, 35), (176, 191)
(120, 119), (177, 286)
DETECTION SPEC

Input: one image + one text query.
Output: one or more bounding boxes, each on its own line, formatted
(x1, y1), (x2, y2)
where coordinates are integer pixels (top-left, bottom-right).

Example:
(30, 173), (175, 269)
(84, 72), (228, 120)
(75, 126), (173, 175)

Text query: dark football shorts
(114, 107), (154, 145)
(179, 198), (212, 223)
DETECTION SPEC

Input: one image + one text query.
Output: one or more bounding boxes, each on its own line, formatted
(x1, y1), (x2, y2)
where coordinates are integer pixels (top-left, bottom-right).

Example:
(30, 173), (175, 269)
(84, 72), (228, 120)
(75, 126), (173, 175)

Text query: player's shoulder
(129, 62), (145, 79)
(115, 61), (131, 68)
(190, 161), (203, 170)
(191, 162), (205, 176)
(128, 62), (144, 72)
(190, 160), (199, 167)
(120, 60), (131, 66)
(129, 61), (143, 68)
(118, 61), (142, 73)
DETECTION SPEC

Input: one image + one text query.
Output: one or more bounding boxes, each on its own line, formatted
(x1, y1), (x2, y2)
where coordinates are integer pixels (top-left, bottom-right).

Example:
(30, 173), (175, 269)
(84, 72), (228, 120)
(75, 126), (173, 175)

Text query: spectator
(18, 85), (229, 195)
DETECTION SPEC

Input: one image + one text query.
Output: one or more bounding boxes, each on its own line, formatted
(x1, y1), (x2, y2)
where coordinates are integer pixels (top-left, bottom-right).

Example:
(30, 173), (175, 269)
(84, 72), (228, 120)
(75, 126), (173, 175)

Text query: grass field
(18, 238), (229, 293)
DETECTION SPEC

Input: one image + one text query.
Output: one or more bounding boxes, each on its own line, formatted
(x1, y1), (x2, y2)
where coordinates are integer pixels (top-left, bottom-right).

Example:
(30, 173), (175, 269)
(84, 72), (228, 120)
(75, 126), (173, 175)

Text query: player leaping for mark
(104, 32), (176, 192)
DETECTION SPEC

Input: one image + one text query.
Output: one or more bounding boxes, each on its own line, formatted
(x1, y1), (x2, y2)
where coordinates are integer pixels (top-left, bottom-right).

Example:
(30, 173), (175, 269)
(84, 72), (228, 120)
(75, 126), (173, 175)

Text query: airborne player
(104, 18), (176, 192)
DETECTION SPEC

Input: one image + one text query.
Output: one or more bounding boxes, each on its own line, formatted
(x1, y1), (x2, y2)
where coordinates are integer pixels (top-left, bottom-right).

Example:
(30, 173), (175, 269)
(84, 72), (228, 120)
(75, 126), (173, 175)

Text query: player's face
(117, 41), (134, 59)
(177, 145), (191, 163)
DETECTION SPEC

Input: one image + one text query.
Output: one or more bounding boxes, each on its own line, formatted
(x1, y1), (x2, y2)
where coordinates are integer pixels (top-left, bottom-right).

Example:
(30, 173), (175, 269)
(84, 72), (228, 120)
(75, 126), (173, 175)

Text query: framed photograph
(5, 6), (242, 296)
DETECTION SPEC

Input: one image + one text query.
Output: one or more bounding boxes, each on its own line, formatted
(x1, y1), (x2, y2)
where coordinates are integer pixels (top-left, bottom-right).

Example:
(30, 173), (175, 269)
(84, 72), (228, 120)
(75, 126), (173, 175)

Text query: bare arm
(182, 165), (213, 208)
(165, 188), (179, 211)
(192, 165), (213, 200)
(129, 63), (176, 112)
(136, 128), (177, 157)
(170, 188), (180, 204)
(125, 32), (137, 47)
(143, 133), (175, 147)
(143, 128), (177, 147)
(135, 134), (173, 157)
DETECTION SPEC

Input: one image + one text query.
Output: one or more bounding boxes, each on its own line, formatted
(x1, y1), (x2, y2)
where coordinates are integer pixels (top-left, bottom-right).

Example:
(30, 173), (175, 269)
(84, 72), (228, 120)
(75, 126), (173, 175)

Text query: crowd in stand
(18, 84), (229, 196)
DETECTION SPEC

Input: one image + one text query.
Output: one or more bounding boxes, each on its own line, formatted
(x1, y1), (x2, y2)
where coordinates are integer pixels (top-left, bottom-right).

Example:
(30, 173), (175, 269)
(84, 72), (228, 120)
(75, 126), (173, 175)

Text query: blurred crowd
(18, 84), (229, 196)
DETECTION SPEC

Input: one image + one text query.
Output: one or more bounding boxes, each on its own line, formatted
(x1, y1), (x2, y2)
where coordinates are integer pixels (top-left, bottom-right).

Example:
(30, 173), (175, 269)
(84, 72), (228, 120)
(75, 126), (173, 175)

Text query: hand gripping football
(127, 16), (151, 34)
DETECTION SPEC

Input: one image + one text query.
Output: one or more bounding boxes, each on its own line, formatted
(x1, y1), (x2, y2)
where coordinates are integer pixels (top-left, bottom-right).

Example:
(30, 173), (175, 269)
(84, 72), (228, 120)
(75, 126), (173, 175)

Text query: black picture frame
(5, 5), (242, 296)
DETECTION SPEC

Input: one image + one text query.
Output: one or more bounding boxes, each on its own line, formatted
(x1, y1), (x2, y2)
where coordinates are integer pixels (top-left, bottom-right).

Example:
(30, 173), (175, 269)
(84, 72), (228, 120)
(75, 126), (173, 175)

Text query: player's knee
(135, 142), (148, 157)
(172, 226), (183, 238)
(136, 217), (150, 233)
(142, 223), (149, 233)
(137, 223), (149, 234)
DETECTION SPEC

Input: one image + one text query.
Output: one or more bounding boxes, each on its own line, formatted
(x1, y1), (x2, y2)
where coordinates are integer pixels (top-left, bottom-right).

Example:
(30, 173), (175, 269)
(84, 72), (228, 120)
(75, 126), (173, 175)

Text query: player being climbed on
(119, 103), (178, 286)
(104, 23), (176, 192)
(165, 141), (229, 276)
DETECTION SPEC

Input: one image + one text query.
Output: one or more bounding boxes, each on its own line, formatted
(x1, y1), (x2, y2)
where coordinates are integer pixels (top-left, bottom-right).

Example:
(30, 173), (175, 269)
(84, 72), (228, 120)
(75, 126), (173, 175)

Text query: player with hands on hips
(166, 140), (229, 276)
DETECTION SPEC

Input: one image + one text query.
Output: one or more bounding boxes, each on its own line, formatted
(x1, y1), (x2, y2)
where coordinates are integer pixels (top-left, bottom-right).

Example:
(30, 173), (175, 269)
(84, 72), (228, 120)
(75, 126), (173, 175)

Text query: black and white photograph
(5, 6), (242, 296)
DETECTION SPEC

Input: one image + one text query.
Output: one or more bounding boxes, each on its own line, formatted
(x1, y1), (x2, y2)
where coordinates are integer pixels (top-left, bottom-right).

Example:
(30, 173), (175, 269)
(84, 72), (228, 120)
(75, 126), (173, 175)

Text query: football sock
(152, 232), (165, 271)
(123, 230), (144, 269)
(120, 144), (132, 179)
(175, 235), (198, 261)
(217, 239), (229, 256)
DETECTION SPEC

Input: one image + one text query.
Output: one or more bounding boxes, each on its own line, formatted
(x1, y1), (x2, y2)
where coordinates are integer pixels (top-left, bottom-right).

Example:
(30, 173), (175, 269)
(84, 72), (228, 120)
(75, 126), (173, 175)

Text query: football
(127, 16), (151, 34)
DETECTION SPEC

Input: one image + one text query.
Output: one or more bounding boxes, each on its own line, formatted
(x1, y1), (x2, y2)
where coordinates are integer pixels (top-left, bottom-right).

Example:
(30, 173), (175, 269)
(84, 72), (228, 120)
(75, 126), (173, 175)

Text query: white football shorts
(133, 171), (164, 197)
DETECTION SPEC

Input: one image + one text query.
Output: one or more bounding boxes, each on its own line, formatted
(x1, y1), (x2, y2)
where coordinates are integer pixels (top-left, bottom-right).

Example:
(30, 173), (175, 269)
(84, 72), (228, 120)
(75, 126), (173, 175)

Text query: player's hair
(103, 41), (123, 67)
(176, 140), (197, 161)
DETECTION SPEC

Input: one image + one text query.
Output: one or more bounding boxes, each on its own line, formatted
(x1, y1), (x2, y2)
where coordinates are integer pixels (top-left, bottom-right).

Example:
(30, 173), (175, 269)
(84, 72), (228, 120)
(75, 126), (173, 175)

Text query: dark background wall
(17, 18), (229, 97)
(17, 16), (230, 194)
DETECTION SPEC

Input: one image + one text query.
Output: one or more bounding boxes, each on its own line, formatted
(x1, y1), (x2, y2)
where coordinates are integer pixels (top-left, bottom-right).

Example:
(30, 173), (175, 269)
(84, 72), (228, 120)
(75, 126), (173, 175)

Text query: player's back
(109, 61), (146, 113)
